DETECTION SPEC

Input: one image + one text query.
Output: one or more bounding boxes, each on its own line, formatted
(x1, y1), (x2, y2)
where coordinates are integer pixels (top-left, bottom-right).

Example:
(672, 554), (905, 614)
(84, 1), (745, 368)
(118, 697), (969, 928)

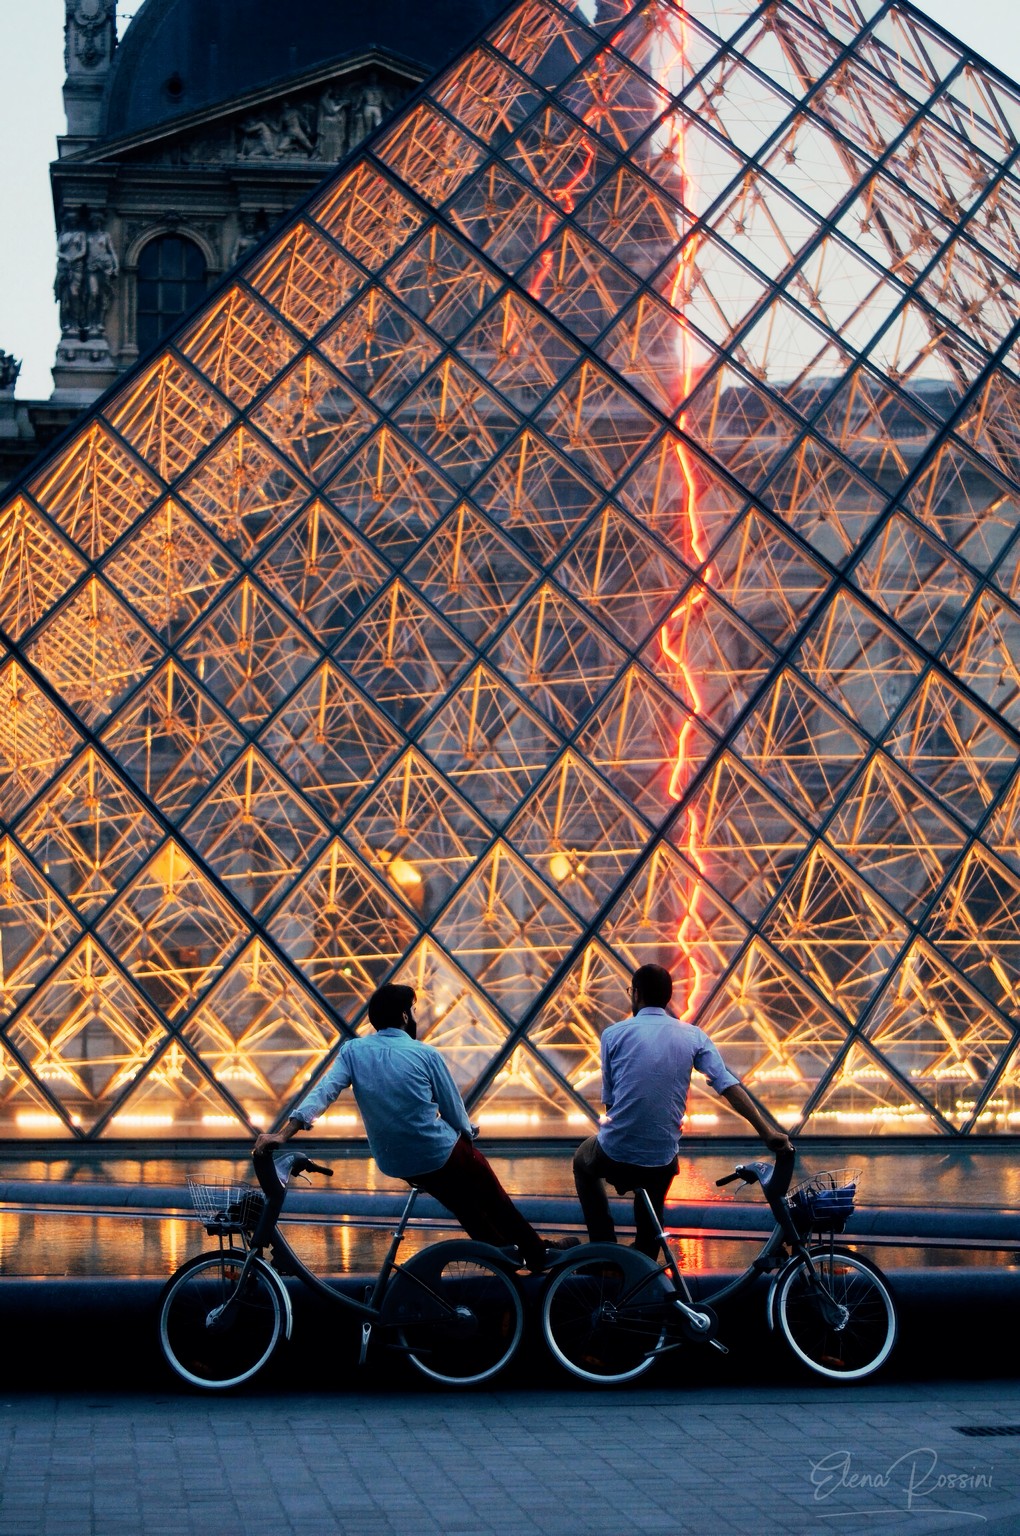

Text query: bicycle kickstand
(359, 1321), (372, 1365)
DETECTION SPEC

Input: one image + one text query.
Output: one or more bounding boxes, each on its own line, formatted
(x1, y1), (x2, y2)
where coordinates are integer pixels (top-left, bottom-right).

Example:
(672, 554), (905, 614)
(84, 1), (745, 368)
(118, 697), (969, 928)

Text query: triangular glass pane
(345, 749), (491, 922)
(433, 843), (582, 1021)
(182, 748), (330, 917)
(392, 939), (511, 1097)
(0, 660), (84, 820)
(96, 842), (248, 1020)
(4, 937), (169, 1134)
(101, 661), (245, 822)
(102, 499), (239, 644)
(0, 1037), (75, 1138)
(403, 503), (536, 646)
(925, 844), (1020, 1015)
(309, 162), (427, 270)
(493, 583), (626, 732)
(671, 753), (809, 922)
(384, 224), (503, 340)
(527, 941), (630, 1112)
(762, 843), (908, 1024)
(334, 581), (471, 732)
(734, 669), (868, 825)
(374, 100), (486, 207)
(325, 427), (457, 565)
(554, 502), (690, 649)
(268, 838), (419, 1021)
(650, 585), (774, 731)
(246, 219), (364, 338)
(176, 426), (310, 561)
(508, 751), (650, 920)
(100, 1043), (246, 1139)
(0, 838), (83, 1022)
(28, 421), (161, 562)
(802, 1040), (943, 1135)
(575, 664), (715, 821)
(181, 940), (341, 1130)
(795, 590), (923, 737)
(697, 939), (851, 1130)
(26, 577), (165, 731)
(886, 673), (1018, 828)
(18, 748), (163, 917)
(249, 353), (379, 485)
(178, 285), (301, 407)
(255, 498), (387, 647)
(852, 511), (975, 650)
(178, 580), (319, 727)
(418, 664), (562, 828)
(0, 497), (86, 641)
(104, 354), (234, 484)
(431, 46), (543, 150)
(259, 662), (403, 825)
(473, 428), (604, 565)
(827, 753), (966, 920)
(862, 940), (1014, 1130)
(318, 287), (443, 411)
(599, 840), (750, 1020)
(470, 1040), (590, 1136)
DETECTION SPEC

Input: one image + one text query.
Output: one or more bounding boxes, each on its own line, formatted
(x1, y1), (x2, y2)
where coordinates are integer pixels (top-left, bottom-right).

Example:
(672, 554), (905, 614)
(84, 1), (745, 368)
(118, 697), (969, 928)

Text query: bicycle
(157, 1148), (526, 1390)
(540, 1150), (898, 1385)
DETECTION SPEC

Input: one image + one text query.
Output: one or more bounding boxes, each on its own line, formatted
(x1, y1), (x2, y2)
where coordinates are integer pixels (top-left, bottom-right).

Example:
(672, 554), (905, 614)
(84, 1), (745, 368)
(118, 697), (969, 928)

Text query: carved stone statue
(54, 212), (88, 335)
(239, 114), (278, 159)
(277, 103), (316, 158)
(231, 211), (267, 267)
(0, 352), (21, 392)
(84, 213), (119, 337)
(316, 87), (350, 162)
(352, 73), (387, 145)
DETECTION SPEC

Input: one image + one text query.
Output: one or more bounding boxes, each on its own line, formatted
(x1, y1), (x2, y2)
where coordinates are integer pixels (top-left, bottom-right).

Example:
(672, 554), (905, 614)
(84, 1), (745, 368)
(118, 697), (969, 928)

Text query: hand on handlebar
(764, 1132), (794, 1155)
(253, 1131), (290, 1158)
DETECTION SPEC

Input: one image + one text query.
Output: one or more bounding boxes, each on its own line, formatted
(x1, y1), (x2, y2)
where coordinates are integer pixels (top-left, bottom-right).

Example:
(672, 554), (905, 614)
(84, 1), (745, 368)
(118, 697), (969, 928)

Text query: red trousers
(409, 1134), (547, 1269)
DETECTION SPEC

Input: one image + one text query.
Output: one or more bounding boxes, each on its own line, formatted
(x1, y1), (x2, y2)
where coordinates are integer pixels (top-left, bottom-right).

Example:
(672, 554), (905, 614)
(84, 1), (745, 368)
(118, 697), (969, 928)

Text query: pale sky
(1, 0), (1018, 401)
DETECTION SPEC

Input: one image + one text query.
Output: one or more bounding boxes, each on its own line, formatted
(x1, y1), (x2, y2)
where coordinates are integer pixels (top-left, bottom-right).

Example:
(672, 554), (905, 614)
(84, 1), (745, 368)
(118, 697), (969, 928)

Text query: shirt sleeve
(425, 1047), (474, 1138)
(290, 1044), (354, 1128)
(693, 1030), (740, 1094)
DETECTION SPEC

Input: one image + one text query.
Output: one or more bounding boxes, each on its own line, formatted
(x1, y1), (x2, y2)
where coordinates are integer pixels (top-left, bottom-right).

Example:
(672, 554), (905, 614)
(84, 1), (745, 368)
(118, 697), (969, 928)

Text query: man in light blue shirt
(575, 964), (794, 1255)
(254, 983), (571, 1271)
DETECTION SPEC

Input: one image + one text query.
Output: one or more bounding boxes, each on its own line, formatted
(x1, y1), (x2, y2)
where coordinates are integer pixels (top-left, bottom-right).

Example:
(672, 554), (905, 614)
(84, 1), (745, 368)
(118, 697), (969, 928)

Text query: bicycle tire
(159, 1249), (287, 1389)
(385, 1241), (524, 1386)
(773, 1245), (897, 1382)
(541, 1245), (673, 1385)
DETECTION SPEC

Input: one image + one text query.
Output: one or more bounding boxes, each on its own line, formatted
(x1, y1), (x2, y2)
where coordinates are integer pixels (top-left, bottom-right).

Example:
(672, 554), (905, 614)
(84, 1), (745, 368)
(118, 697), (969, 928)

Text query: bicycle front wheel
(159, 1250), (286, 1389)
(387, 1243), (524, 1386)
(774, 1246), (897, 1381)
(542, 1246), (673, 1385)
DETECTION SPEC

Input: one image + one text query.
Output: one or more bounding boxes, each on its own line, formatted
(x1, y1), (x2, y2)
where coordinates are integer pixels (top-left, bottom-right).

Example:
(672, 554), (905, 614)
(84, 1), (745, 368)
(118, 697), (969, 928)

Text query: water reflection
(0, 1142), (1016, 1277)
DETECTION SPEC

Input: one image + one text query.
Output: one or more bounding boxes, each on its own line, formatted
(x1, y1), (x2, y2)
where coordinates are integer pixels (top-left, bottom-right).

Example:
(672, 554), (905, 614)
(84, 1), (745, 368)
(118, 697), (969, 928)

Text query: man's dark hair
(367, 983), (415, 1030)
(631, 964), (673, 1008)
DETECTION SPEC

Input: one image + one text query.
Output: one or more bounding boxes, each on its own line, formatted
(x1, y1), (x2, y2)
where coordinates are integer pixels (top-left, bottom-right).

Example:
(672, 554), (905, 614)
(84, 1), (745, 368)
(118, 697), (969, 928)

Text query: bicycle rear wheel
(159, 1250), (286, 1389)
(386, 1242), (524, 1386)
(773, 1246), (897, 1381)
(542, 1246), (673, 1385)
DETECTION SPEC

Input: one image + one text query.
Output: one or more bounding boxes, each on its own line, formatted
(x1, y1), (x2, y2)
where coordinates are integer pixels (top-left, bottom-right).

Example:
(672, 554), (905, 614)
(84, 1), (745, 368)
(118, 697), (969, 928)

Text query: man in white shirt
(575, 964), (794, 1255)
(254, 983), (573, 1271)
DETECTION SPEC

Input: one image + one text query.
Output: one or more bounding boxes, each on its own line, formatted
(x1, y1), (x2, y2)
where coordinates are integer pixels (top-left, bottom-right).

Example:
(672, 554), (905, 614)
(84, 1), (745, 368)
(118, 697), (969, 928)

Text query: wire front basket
(187, 1177), (265, 1235)
(788, 1168), (860, 1235)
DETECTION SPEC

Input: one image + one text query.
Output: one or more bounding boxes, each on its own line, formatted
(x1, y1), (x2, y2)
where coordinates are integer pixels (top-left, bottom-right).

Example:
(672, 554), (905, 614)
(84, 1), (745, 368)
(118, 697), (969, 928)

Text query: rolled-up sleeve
(693, 1031), (740, 1094)
(290, 1046), (354, 1128)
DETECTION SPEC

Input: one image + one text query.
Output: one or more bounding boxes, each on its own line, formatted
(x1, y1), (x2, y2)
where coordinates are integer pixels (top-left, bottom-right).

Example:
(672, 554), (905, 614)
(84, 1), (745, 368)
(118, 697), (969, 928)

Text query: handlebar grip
(298, 1158), (334, 1178)
(716, 1171), (742, 1186)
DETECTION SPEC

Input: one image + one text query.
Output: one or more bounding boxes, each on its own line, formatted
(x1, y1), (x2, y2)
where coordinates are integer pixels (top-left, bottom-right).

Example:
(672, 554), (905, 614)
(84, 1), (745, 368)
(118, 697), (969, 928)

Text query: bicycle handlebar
(715, 1148), (797, 1222)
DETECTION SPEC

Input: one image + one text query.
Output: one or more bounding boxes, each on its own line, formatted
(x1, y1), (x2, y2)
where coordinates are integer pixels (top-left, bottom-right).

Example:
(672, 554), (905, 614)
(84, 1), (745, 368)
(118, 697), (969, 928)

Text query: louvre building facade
(2, 0), (1020, 1142)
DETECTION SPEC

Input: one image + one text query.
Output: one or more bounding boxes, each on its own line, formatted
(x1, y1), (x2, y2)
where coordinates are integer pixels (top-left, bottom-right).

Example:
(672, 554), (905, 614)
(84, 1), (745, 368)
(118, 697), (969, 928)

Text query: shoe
(545, 1236), (582, 1252)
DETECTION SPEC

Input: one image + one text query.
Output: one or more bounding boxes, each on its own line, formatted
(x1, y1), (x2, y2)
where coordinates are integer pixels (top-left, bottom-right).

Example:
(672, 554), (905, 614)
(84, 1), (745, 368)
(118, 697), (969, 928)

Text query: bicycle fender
(379, 1239), (522, 1329)
(256, 1254), (294, 1341)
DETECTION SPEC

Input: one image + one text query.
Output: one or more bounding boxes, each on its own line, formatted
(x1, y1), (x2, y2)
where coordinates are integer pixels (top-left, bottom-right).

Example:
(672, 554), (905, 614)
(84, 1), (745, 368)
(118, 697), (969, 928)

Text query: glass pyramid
(2, 0), (1020, 1141)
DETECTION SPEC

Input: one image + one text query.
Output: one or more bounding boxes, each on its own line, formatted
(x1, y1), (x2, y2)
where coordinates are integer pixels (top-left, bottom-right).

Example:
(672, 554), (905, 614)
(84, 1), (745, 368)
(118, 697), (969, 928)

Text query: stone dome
(101, 0), (508, 142)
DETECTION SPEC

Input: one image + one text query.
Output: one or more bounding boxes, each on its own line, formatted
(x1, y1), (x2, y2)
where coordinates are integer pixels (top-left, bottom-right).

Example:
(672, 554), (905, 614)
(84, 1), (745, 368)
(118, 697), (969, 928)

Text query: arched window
(136, 235), (207, 353)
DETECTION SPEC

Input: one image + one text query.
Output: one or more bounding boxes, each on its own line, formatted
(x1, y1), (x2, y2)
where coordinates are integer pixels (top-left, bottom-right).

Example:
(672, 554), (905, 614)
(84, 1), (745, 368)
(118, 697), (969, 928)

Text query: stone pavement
(0, 1379), (1017, 1536)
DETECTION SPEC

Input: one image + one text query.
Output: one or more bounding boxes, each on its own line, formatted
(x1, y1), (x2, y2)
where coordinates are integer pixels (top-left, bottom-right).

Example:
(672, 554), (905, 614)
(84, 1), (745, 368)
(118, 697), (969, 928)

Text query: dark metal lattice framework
(2, 0), (1020, 1140)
